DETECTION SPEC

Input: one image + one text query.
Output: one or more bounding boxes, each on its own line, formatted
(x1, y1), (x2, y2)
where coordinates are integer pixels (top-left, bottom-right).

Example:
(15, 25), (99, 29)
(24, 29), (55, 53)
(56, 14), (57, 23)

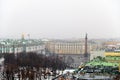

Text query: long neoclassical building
(45, 40), (91, 55)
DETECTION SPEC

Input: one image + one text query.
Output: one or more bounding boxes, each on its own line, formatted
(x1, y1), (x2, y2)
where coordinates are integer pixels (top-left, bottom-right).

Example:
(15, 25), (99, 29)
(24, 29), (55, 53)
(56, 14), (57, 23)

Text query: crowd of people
(2, 66), (64, 80)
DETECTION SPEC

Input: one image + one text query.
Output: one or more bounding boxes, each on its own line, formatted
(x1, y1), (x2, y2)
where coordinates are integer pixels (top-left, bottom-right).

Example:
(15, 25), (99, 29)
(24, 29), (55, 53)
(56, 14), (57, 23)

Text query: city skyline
(0, 0), (120, 39)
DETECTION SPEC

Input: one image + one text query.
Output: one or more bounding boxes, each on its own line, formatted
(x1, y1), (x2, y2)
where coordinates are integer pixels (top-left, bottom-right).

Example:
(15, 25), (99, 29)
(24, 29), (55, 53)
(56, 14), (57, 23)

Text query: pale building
(45, 41), (91, 54)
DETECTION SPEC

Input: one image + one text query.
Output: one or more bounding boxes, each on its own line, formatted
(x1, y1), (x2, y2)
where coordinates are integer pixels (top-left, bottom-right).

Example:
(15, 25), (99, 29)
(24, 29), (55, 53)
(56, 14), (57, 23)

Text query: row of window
(0, 45), (44, 53)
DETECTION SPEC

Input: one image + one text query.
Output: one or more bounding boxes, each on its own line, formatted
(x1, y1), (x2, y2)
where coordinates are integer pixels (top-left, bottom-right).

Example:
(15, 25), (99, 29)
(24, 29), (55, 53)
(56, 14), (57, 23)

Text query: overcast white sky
(0, 0), (120, 39)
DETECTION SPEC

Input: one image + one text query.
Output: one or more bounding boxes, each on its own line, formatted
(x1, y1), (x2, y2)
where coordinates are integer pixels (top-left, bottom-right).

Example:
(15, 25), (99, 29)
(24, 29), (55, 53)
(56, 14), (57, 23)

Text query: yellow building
(104, 52), (120, 57)
(104, 49), (120, 67)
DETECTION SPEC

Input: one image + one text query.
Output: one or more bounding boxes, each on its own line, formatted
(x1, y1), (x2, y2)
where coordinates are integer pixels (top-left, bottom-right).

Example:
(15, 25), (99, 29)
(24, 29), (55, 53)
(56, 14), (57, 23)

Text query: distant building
(45, 41), (91, 55)
(90, 50), (105, 60)
(103, 42), (120, 67)
(0, 39), (45, 54)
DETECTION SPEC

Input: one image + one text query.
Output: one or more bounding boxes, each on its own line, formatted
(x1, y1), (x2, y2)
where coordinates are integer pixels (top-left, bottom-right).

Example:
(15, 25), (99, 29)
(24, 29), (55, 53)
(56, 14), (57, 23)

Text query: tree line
(1, 52), (68, 80)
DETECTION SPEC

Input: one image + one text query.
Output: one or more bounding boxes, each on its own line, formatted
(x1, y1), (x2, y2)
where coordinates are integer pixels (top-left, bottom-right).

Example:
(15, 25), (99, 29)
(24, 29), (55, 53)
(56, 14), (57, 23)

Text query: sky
(0, 0), (120, 39)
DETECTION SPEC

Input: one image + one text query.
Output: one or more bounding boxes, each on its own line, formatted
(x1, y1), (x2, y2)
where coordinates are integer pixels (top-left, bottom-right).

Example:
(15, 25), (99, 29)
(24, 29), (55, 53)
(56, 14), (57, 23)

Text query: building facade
(0, 39), (45, 54)
(45, 41), (91, 54)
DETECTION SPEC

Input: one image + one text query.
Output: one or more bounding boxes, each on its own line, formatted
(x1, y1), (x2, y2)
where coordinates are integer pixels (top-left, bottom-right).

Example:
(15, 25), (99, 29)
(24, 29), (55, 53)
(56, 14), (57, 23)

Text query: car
(63, 69), (75, 74)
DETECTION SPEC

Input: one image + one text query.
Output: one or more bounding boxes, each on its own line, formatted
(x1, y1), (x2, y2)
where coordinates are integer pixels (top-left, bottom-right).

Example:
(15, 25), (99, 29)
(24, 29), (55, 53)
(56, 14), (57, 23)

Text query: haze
(0, 0), (120, 39)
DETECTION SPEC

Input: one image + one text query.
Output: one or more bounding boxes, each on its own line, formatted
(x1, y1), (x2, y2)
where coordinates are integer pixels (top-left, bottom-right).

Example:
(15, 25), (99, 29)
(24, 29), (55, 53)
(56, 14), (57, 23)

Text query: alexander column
(84, 33), (89, 61)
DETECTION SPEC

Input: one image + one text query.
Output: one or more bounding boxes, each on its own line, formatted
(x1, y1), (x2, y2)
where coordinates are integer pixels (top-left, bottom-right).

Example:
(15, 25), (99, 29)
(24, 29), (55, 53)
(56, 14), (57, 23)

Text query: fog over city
(0, 0), (120, 39)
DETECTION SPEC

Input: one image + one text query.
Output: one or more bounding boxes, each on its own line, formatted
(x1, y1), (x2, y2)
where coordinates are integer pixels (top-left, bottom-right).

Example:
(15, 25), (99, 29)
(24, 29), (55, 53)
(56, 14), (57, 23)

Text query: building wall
(46, 41), (91, 54)
(0, 44), (45, 54)
(90, 50), (105, 60)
